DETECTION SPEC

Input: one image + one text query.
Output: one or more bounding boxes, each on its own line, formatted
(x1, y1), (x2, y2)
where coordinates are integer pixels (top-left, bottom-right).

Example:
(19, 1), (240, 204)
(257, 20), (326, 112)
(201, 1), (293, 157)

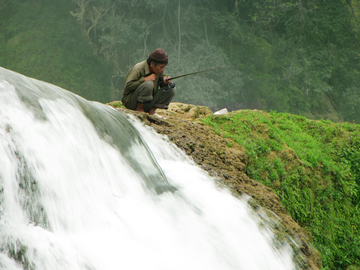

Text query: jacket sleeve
(124, 68), (145, 92)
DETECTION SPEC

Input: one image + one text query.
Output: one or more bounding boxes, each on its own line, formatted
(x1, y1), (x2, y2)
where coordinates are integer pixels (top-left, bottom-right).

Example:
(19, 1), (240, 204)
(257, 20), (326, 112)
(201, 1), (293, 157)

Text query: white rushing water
(0, 67), (295, 269)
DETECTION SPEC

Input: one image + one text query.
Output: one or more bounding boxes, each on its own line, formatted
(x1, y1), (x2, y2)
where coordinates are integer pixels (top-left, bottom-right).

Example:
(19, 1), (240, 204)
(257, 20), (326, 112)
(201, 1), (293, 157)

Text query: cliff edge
(110, 101), (322, 269)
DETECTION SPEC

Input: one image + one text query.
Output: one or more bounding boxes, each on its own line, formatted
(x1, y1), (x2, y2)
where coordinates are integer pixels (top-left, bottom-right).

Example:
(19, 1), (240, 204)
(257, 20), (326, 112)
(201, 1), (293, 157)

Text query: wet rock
(111, 101), (322, 269)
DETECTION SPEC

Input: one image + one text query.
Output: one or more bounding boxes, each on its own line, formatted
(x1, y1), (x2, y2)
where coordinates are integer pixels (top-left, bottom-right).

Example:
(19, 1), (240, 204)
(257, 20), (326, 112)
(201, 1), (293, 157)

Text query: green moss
(202, 110), (360, 269)
(226, 141), (233, 147)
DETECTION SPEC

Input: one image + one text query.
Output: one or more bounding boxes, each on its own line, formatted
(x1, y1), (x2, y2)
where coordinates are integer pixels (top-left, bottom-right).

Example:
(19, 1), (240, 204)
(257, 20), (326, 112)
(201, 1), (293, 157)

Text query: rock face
(112, 102), (322, 269)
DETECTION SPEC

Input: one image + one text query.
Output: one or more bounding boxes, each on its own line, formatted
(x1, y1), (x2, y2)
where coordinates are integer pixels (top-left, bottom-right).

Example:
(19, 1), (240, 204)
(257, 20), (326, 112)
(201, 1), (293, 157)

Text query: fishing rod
(165, 68), (218, 81)
(163, 67), (219, 89)
(145, 67), (220, 89)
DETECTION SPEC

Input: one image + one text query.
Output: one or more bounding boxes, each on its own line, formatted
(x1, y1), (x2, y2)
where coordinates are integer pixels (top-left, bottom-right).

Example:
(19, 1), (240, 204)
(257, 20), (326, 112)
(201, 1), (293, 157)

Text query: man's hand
(163, 76), (171, 85)
(144, 73), (157, 82)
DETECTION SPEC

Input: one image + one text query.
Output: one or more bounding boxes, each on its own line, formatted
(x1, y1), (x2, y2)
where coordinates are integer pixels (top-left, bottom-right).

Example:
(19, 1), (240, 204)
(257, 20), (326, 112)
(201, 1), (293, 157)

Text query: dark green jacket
(121, 60), (165, 104)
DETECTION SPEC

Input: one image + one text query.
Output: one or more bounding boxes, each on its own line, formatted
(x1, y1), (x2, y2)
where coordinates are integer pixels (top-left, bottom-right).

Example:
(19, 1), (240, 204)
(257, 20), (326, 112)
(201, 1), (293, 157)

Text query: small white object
(153, 113), (166, 119)
(214, 108), (228, 115)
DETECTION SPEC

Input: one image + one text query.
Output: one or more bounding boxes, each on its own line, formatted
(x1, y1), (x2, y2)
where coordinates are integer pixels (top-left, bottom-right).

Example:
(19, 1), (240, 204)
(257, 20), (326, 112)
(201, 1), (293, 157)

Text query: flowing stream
(0, 67), (295, 269)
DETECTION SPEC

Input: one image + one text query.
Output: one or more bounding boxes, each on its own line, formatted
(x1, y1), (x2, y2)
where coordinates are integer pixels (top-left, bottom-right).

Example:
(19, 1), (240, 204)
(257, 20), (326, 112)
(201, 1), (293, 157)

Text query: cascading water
(0, 67), (295, 269)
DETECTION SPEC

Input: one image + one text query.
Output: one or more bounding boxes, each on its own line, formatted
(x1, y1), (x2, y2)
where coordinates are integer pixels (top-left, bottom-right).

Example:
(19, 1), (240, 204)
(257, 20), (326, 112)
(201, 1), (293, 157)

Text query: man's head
(147, 48), (168, 75)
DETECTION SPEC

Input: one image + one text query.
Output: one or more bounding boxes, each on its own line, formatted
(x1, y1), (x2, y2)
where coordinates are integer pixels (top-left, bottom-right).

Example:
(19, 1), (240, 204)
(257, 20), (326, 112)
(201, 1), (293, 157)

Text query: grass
(202, 110), (360, 270)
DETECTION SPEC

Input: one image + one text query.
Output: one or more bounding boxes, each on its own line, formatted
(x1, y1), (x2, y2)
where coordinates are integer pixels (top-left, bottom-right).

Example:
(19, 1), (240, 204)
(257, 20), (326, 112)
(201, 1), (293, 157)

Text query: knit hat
(148, 48), (168, 64)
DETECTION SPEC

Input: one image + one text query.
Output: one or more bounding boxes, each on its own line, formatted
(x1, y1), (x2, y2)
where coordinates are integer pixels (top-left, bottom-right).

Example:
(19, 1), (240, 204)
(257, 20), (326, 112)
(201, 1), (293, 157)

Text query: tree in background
(70, 0), (244, 111)
(70, 0), (360, 121)
(234, 0), (360, 121)
(0, 0), (114, 102)
(1, 0), (359, 117)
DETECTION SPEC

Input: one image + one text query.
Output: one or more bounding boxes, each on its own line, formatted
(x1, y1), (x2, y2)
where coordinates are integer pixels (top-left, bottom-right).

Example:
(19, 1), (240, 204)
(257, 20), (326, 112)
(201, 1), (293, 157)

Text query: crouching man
(121, 48), (175, 115)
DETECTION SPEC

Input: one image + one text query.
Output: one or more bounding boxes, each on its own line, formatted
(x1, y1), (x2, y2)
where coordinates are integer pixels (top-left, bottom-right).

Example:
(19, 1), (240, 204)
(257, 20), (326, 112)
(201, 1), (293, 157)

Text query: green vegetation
(2, 0), (360, 122)
(0, 0), (114, 102)
(203, 110), (360, 269)
(68, 0), (360, 122)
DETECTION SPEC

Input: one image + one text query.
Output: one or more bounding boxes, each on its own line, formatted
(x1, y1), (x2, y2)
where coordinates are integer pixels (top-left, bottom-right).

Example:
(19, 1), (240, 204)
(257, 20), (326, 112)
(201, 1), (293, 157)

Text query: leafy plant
(203, 110), (360, 269)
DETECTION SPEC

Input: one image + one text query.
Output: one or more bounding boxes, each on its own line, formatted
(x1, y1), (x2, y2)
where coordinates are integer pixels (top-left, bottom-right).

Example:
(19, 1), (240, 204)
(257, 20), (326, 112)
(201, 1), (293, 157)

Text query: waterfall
(0, 67), (294, 269)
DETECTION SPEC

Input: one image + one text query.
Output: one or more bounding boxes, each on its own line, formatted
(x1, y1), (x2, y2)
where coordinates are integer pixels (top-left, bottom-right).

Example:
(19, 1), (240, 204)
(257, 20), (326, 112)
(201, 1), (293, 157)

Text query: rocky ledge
(110, 101), (322, 269)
